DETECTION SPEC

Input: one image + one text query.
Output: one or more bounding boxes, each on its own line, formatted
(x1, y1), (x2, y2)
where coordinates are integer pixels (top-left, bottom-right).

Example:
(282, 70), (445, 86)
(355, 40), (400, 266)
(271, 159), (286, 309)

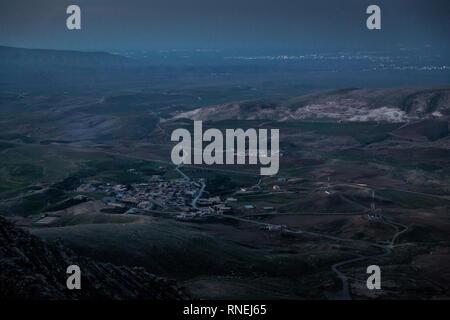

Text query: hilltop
(174, 87), (450, 123)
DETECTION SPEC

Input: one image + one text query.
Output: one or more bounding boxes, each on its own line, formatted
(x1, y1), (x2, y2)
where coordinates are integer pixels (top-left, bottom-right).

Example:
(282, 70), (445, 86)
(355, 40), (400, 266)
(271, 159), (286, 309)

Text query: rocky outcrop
(174, 87), (450, 123)
(0, 216), (190, 300)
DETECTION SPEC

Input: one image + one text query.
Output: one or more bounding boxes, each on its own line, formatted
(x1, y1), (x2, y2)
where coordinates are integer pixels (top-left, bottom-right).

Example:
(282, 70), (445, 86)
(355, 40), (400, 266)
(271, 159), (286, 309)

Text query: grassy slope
(30, 216), (342, 299)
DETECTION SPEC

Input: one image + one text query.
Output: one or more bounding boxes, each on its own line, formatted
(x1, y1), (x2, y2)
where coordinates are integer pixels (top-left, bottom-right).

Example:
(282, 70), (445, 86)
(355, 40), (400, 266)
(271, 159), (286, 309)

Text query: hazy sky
(0, 0), (449, 52)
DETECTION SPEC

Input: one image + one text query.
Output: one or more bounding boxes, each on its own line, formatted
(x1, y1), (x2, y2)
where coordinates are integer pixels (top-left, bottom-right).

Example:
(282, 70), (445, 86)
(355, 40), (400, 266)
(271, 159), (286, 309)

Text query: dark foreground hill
(0, 216), (189, 300)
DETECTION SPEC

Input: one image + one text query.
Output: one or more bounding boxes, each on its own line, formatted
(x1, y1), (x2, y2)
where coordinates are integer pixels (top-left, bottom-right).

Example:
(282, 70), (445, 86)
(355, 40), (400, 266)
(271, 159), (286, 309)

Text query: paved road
(3, 139), (415, 298)
(331, 182), (450, 201)
(176, 164), (205, 209)
(220, 212), (407, 300)
(175, 164), (191, 181)
(192, 181), (206, 209)
(4, 139), (447, 200)
(329, 248), (392, 300)
(328, 217), (408, 300)
(178, 166), (410, 300)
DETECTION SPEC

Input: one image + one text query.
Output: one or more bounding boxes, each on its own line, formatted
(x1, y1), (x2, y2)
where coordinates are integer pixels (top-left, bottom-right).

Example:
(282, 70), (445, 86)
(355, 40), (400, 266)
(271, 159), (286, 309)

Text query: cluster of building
(76, 174), (234, 222)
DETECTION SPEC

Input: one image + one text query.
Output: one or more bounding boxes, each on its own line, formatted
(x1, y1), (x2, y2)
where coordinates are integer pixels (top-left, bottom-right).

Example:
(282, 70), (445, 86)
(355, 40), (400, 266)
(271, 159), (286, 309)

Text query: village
(23, 165), (294, 229)
(75, 170), (237, 222)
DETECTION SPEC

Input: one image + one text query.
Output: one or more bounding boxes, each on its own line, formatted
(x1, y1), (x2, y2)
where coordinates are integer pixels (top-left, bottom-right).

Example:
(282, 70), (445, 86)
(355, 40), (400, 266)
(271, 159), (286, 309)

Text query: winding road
(191, 181), (206, 209)
(326, 218), (408, 300)
(176, 164), (205, 209)
(177, 164), (410, 299)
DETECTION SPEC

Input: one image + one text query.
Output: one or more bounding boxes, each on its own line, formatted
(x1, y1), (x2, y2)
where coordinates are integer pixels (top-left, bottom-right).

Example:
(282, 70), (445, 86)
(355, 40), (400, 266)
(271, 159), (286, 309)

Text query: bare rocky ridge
(174, 87), (450, 122)
(0, 216), (190, 300)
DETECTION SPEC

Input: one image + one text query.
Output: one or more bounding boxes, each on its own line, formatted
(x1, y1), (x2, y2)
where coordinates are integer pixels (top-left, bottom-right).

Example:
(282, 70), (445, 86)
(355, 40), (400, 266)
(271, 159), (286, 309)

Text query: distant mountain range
(0, 45), (133, 68)
(1, 45), (449, 94)
(0, 45), (142, 92)
(174, 87), (450, 123)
